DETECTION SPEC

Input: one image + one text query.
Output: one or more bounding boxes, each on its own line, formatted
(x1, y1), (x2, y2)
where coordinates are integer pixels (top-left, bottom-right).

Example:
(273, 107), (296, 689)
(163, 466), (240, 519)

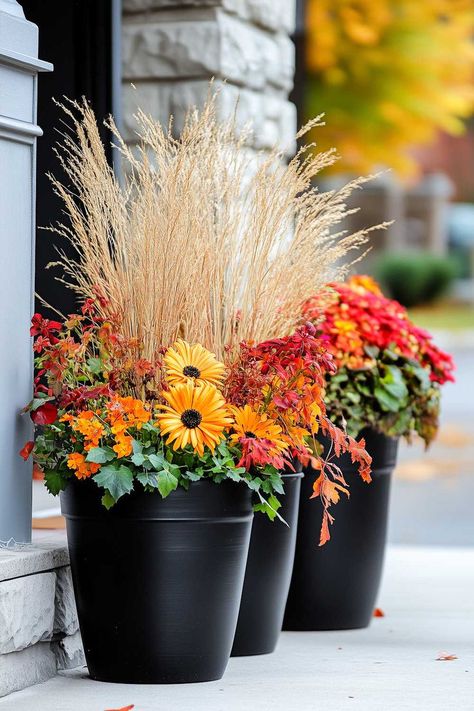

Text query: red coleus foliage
(30, 401), (58, 425)
(237, 435), (287, 472)
(30, 313), (62, 344)
(225, 323), (372, 543)
(303, 275), (455, 384)
(19, 441), (34, 461)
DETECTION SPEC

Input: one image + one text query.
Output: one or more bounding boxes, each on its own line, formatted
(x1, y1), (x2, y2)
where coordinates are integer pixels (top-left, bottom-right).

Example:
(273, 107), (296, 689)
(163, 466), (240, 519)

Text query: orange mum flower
(70, 410), (105, 451)
(113, 433), (133, 458)
(67, 452), (100, 480)
(107, 396), (150, 431)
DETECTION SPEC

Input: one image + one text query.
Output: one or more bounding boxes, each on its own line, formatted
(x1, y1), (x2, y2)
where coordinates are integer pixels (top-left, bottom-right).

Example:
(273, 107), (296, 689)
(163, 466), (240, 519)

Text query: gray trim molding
(0, 0), (24, 18)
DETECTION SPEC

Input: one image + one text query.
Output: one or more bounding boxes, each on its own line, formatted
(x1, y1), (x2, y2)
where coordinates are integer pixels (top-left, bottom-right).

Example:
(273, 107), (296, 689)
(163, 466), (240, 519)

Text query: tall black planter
(61, 478), (253, 683)
(231, 470), (303, 656)
(283, 429), (399, 631)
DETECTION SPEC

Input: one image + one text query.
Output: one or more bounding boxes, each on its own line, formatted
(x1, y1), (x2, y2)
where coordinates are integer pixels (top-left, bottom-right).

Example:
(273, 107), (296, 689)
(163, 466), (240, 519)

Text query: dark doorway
(21, 0), (116, 318)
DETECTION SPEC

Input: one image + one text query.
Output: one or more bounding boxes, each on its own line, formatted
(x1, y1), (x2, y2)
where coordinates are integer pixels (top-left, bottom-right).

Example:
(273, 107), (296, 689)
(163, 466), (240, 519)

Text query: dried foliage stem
(47, 94), (388, 361)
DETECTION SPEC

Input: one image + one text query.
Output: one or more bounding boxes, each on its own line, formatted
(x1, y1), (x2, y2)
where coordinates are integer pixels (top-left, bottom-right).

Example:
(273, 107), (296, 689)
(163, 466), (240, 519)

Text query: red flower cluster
(303, 275), (455, 384)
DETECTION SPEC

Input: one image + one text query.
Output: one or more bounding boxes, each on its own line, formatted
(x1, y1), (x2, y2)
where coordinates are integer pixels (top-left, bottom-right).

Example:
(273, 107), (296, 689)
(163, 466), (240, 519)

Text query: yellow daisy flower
(163, 339), (225, 387)
(156, 382), (232, 457)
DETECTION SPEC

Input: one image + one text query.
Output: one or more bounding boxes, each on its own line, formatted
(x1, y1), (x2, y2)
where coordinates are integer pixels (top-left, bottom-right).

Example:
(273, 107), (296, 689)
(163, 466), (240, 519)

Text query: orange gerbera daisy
(156, 382), (232, 457)
(229, 405), (289, 470)
(163, 339), (225, 387)
(229, 405), (287, 452)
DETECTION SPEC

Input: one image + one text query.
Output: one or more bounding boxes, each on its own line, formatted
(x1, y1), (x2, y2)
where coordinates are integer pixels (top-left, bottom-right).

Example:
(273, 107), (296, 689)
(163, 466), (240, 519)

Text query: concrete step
(0, 533), (84, 697)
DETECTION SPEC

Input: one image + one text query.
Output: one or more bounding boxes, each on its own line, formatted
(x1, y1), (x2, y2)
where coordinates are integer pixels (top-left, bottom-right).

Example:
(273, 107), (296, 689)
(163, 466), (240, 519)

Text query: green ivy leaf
(254, 494), (282, 522)
(136, 470), (159, 488)
(86, 446), (115, 464)
(101, 492), (116, 509)
(156, 470), (178, 498)
(148, 452), (169, 470)
(44, 470), (68, 496)
(226, 469), (243, 483)
(269, 471), (285, 495)
(142, 421), (158, 433)
(247, 477), (262, 492)
(132, 440), (143, 454)
(185, 470), (202, 481)
(93, 464), (134, 501)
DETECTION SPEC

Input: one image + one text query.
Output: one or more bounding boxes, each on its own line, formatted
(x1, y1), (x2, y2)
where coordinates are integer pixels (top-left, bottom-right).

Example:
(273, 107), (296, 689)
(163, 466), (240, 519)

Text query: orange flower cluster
(61, 396), (152, 479)
(107, 396), (151, 459)
(61, 411), (105, 451)
(67, 452), (100, 480)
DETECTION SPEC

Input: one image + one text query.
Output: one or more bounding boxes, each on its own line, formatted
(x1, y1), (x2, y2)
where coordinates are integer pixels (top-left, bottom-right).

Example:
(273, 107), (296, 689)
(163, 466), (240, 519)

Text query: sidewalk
(1, 545), (472, 711)
(389, 344), (474, 546)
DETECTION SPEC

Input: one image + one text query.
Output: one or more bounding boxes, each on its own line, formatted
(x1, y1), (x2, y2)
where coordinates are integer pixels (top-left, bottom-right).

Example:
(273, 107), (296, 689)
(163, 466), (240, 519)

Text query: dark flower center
(244, 431), (257, 439)
(181, 408), (202, 429)
(183, 365), (201, 378)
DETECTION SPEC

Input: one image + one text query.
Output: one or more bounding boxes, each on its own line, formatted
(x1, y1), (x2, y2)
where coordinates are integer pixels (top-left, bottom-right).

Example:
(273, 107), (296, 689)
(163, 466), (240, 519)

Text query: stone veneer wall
(122, 0), (297, 156)
(0, 540), (84, 697)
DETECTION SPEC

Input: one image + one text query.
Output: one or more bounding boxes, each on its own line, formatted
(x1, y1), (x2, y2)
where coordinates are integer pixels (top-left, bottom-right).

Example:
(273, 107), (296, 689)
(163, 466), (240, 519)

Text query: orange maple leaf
(348, 436), (372, 483)
(436, 653), (458, 661)
(373, 608), (385, 617)
(105, 705), (135, 711)
(319, 510), (331, 546)
(311, 473), (349, 504)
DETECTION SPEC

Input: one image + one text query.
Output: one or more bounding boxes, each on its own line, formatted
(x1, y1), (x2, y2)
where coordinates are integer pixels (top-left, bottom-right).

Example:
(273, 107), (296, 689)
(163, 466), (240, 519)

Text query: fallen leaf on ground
(105, 705), (134, 711)
(373, 608), (385, 617)
(436, 652), (458, 661)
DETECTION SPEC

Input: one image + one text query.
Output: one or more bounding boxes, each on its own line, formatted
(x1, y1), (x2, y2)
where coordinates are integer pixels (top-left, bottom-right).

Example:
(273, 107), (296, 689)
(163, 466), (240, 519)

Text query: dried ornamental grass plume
(46, 94), (388, 362)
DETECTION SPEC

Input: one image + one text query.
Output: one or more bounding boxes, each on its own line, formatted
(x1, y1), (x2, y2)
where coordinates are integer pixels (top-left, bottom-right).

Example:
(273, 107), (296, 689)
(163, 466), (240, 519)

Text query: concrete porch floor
(0, 545), (472, 711)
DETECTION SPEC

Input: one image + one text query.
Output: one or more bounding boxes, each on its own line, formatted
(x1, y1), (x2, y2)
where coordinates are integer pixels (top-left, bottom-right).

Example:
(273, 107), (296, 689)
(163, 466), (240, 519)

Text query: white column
(0, 1), (52, 545)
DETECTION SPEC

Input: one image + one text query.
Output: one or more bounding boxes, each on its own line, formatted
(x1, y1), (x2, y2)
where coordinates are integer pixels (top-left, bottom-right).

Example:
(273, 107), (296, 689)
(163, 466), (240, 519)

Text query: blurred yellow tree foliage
(306, 0), (474, 175)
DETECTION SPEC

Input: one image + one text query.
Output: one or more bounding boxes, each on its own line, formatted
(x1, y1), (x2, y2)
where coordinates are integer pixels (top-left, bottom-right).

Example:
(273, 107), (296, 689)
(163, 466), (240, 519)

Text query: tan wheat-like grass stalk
(46, 93), (388, 362)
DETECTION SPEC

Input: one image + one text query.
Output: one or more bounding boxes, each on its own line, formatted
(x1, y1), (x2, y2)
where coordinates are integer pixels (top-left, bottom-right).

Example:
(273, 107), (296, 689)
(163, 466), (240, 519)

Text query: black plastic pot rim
(62, 513), (253, 523)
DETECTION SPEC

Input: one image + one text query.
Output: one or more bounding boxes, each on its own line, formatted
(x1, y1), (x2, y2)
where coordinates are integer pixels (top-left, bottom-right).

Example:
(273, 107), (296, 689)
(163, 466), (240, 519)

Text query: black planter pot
(231, 469), (303, 656)
(61, 478), (253, 683)
(283, 429), (399, 631)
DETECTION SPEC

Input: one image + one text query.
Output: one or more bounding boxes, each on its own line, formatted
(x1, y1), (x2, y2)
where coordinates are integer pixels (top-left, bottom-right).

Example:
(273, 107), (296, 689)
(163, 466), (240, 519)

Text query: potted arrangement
(284, 275), (455, 631)
(23, 97), (378, 680)
(229, 327), (368, 657)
